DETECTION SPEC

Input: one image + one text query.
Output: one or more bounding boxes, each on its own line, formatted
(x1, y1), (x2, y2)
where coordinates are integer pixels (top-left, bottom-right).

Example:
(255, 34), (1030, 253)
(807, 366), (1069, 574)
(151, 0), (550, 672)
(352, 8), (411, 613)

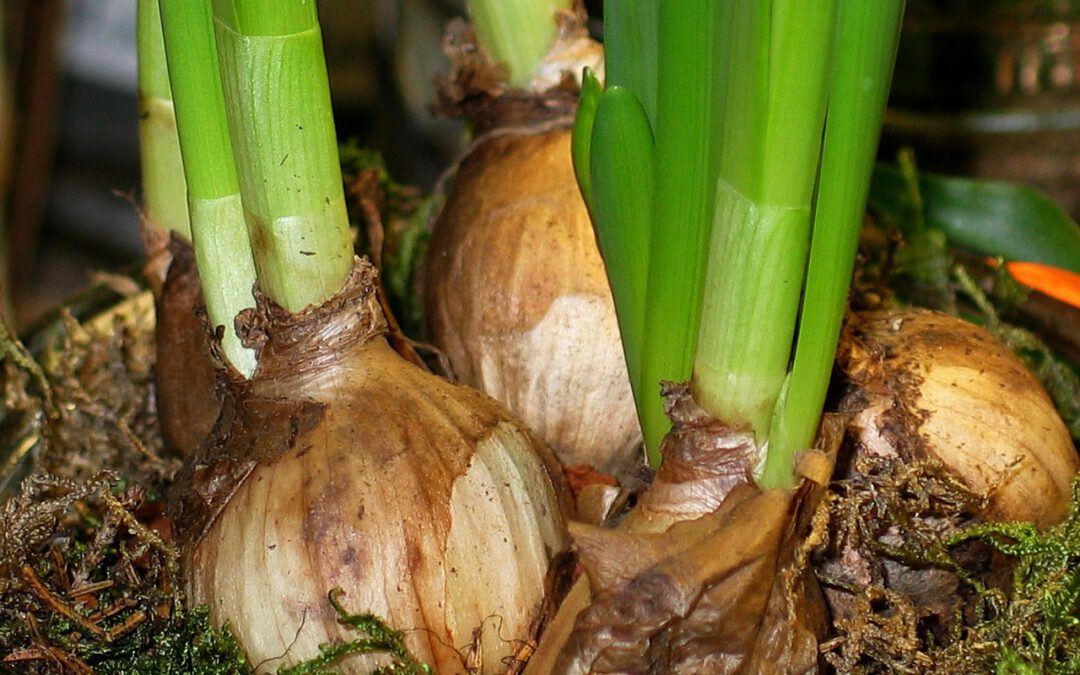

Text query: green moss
(820, 459), (1080, 673)
(946, 479), (1080, 673)
(0, 475), (250, 674)
(278, 589), (431, 675)
(0, 473), (432, 675)
(87, 607), (249, 675)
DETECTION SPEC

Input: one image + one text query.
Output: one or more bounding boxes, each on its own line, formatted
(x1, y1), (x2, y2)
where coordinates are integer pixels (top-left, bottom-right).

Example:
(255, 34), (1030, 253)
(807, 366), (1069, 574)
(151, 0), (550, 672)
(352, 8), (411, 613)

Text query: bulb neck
(433, 14), (597, 137)
(240, 257), (388, 388)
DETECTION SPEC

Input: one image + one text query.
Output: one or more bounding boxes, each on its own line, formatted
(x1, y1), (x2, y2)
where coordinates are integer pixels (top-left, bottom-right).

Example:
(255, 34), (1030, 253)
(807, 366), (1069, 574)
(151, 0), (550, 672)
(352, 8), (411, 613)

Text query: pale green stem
(467, 0), (571, 88)
(693, 0), (836, 451)
(159, 0), (257, 376)
(138, 0), (190, 239)
(693, 183), (808, 438)
(212, 0), (353, 312)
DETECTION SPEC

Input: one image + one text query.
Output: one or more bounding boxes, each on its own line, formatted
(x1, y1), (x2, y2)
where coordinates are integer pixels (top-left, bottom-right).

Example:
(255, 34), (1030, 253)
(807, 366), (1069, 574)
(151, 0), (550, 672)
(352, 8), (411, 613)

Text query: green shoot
(466, 0), (571, 88)
(158, 0), (257, 376)
(586, 85), (654, 428)
(577, 0), (722, 463)
(602, 0), (658, 127)
(137, 0), (190, 239)
(635, 0), (722, 461)
(571, 68), (602, 210)
(579, 0), (905, 477)
(764, 1), (907, 487)
(212, 0), (353, 312)
(695, 0), (836, 460)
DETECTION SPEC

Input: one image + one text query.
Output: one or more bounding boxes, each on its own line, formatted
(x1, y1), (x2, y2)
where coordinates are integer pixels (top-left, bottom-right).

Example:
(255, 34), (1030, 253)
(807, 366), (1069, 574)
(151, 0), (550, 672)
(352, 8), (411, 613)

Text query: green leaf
(602, 0), (658, 128)
(639, 0), (721, 460)
(870, 164), (1080, 275)
(137, 0), (189, 238)
(588, 86), (655, 449)
(764, 0), (905, 488)
(571, 67), (603, 211)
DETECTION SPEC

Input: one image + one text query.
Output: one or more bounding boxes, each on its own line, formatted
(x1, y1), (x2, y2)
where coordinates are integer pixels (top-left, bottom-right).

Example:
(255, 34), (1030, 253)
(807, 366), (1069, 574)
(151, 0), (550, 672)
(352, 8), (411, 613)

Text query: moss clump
(939, 479), (1080, 673)
(0, 473), (246, 674)
(816, 456), (986, 672)
(277, 589), (431, 675)
(0, 473), (429, 675)
(818, 457), (1080, 673)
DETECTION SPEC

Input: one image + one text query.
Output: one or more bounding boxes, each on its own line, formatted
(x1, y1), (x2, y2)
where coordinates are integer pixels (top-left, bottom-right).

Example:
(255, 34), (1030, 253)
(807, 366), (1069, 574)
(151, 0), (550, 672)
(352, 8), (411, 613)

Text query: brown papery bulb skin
(183, 260), (571, 674)
(425, 128), (641, 474)
(843, 307), (1079, 529)
(152, 235), (221, 458)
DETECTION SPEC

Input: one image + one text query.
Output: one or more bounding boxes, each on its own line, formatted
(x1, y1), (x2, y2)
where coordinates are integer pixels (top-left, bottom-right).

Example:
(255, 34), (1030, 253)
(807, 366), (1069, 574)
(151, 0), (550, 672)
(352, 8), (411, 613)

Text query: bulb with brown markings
(425, 126), (641, 475)
(841, 307), (1079, 529)
(180, 259), (572, 674)
(424, 16), (639, 476)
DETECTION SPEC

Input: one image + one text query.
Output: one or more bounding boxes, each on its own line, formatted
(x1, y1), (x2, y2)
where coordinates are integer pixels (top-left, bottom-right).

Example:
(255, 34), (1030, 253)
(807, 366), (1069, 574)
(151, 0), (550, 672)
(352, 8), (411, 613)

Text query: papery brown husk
(147, 234), (221, 459)
(528, 384), (840, 674)
(433, 8), (595, 135)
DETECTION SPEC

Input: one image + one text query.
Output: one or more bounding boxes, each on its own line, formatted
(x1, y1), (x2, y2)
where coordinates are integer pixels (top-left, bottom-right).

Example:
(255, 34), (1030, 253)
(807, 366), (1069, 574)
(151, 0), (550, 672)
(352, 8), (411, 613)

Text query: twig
(20, 565), (107, 640)
(88, 596), (136, 623)
(3, 646), (93, 674)
(99, 489), (180, 583)
(105, 609), (148, 641)
(70, 578), (115, 598)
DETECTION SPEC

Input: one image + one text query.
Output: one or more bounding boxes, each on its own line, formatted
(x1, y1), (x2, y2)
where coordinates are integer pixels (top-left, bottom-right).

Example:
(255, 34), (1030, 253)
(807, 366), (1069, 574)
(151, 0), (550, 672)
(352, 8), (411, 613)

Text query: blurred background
(2, 0), (1079, 329)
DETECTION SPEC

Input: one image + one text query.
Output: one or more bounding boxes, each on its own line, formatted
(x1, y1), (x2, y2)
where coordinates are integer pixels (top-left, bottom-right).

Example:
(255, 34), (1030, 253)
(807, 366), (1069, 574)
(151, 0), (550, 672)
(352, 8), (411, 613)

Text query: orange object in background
(1007, 262), (1080, 309)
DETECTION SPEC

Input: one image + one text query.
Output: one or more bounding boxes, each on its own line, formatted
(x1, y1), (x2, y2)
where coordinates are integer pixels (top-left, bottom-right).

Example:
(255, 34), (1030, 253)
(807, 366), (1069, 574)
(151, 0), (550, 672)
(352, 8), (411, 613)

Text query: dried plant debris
(1, 295), (176, 490)
(0, 474), (429, 675)
(341, 144), (431, 345)
(0, 472), (247, 674)
(40, 306), (173, 485)
(817, 456), (985, 673)
(817, 457), (1080, 673)
(546, 387), (840, 674)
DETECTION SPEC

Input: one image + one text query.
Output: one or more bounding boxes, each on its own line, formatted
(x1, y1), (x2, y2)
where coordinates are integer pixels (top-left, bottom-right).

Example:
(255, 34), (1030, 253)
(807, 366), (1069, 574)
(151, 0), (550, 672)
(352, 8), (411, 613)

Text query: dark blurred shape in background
(883, 1), (1080, 218)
